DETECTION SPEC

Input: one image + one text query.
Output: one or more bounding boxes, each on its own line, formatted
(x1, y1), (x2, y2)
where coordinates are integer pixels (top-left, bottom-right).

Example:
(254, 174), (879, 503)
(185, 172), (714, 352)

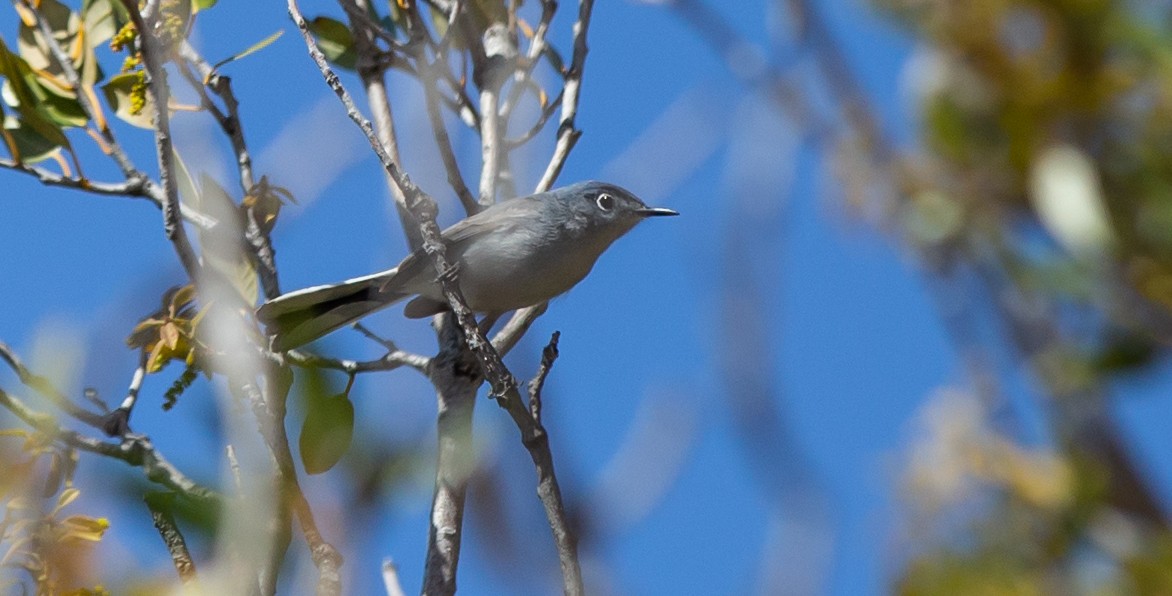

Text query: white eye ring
(596, 193), (615, 211)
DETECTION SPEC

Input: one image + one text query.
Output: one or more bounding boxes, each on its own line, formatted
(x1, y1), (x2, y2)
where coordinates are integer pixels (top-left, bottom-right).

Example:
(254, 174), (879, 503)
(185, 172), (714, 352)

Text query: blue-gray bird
(257, 181), (677, 351)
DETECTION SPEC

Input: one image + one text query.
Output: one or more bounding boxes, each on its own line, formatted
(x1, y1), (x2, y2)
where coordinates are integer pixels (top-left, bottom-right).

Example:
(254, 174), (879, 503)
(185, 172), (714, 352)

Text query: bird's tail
(257, 269), (408, 351)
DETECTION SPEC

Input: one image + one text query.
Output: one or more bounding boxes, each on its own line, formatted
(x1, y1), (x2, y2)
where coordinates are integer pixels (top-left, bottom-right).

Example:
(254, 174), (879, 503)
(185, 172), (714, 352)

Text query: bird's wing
(391, 196), (545, 284)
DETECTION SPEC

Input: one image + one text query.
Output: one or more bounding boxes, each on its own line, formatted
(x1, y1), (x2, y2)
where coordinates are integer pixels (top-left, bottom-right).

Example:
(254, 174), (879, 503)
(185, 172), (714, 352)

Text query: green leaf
(101, 72), (151, 128)
(3, 114), (64, 163)
(82, 0), (131, 47)
(307, 17), (357, 71)
(197, 173), (258, 305)
(299, 374), (355, 475)
(0, 37), (70, 155)
(192, 0), (218, 12)
(211, 30), (283, 72)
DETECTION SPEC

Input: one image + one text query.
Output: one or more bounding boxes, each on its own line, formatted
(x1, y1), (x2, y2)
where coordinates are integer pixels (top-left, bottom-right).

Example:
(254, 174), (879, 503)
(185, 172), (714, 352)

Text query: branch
(118, 0), (202, 280)
(536, 0), (595, 191)
(0, 386), (219, 502)
(343, 0), (423, 249)
(282, 347), (430, 375)
(175, 42), (284, 299)
(0, 158), (220, 229)
(527, 331), (560, 422)
(0, 340), (104, 428)
(145, 493), (199, 585)
(290, 3), (582, 592)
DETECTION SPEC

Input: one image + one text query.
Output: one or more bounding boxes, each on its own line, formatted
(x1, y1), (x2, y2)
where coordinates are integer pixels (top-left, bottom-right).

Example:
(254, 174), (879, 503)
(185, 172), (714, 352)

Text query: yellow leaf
(159, 321), (180, 350)
(58, 515), (109, 542)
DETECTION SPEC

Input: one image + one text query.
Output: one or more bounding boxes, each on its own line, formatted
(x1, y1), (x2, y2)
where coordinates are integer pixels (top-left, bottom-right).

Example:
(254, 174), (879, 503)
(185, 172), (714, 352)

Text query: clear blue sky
(5, 1), (1172, 594)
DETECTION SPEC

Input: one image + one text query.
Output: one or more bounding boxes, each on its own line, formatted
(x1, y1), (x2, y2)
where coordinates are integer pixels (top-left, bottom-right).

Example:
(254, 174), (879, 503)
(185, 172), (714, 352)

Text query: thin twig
(421, 55), (480, 214)
(283, 347), (430, 375)
(499, 0), (556, 121)
(0, 386), (219, 502)
(343, 0), (423, 248)
(505, 88), (562, 149)
(101, 349), (148, 436)
(0, 158), (219, 228)
(0, 340), (104, 428)
(527, 332), (560, 426)
(536, 0), (595, 191)
(176, 42), (283, 298)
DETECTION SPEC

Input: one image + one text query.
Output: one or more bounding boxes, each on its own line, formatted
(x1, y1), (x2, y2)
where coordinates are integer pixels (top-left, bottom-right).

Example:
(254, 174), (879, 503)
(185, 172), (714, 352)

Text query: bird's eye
(596, 193), (615, 211)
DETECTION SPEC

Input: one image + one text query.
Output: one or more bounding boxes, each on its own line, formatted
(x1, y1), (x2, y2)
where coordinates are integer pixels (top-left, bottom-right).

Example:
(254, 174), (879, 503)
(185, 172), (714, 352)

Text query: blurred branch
(146, 494), (199, 585)
(382, 559), (407, 596)
(0, 386), (218, 503)
(0, 340), (105, 428)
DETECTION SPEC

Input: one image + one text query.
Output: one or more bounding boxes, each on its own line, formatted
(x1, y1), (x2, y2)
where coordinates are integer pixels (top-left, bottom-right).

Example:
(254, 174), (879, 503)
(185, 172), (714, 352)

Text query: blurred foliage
(877, 0), (1172, 592)
(0, 432), (108, 595)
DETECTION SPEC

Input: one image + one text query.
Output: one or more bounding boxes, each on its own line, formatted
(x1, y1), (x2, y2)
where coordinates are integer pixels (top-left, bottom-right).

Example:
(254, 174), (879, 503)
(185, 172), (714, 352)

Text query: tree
(0, 0), (597, 593)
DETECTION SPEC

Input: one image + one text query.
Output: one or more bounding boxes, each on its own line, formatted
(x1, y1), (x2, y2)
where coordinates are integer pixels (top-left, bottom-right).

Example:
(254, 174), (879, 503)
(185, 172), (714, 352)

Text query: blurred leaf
(82, 0), (130, 48)
(100, 72), (150, 128)
(299, 370), (355, 475)
(0, 37), (71, 154)
(198, 173), (258, 305)
(57, 515), (109, 542)
(211, 30), (283, 72)
(192, 0), (217, 11)
(308, 17), (357, 71)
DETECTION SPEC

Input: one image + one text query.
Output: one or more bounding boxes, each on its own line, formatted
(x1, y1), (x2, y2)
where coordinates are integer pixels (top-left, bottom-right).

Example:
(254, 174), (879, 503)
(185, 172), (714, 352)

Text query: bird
(257, 180), (678, 351)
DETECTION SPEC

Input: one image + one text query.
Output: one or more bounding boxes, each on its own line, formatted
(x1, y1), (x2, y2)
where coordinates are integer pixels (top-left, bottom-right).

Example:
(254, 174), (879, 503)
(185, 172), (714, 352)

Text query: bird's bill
(635, 207), (680, 217)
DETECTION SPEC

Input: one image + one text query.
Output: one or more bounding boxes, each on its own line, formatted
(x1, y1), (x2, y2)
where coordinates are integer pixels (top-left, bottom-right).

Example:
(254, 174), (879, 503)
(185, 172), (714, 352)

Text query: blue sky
(6, 1), (1172, 594)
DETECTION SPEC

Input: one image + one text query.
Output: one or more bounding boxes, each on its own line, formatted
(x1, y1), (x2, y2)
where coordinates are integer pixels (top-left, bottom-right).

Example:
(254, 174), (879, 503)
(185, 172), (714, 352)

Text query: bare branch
(527, 332), (560, 427)
(118, 0), (202, 279)
(146, 494), (199, 585)
(343, 0), (425, 249)
(0, 158), (219, 228)
(382, 559), (407, 596)
(0, 386), (219, 502)
(0, 340), (104, 428)
(283, 347), (430, 375)
(537, 0), (595, 191)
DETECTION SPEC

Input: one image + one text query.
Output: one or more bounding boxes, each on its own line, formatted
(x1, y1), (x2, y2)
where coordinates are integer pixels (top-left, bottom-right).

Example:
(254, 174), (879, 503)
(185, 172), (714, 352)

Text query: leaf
(307, 17), (357, 71)
(192, 0), (217, 12)
(197, 173), (257, 305)
(2, 114), (64, 163)
(57, 515), (109, 542)
(82, 0), (130, 48)
(101, 72), (151, 128)
(0, 37), (71, 152)
(211, 30), (283, 72)
(298, 371), (355, 475)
